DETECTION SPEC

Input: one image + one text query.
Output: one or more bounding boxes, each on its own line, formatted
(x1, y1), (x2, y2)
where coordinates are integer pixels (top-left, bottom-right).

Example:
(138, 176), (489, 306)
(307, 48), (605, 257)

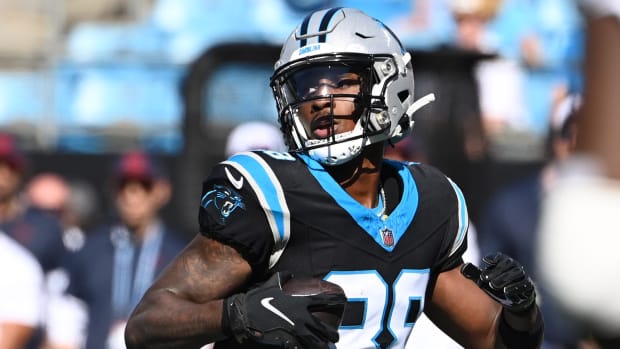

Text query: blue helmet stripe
(318, 7), (343, 43)
(298, 12), (312, 47)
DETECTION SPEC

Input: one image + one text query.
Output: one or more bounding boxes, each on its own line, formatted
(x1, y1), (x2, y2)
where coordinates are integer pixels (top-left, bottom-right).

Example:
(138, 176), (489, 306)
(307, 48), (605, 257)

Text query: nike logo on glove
(225, 167), (244, 190)
(260, 297), (295, 326)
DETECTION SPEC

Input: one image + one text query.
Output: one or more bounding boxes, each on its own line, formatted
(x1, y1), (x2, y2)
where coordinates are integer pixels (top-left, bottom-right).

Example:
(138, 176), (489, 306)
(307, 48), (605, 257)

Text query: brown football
(282, 277), (347, 328)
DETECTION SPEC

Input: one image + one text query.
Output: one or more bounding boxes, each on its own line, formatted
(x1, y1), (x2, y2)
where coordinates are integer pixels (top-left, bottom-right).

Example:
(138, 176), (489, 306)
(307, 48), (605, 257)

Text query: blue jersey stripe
(447, 178), (469, 255)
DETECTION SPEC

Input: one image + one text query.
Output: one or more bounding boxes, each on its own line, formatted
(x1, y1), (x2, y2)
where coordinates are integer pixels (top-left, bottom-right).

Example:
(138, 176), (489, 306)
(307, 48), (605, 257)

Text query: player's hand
(461, 252), (536, 314)
(222, 272), (346, 348)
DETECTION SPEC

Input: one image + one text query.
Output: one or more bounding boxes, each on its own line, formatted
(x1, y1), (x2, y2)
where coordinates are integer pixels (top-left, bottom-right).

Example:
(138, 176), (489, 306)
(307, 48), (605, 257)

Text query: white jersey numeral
(325, 269), (429, 349)
(261, 150), (296, 161)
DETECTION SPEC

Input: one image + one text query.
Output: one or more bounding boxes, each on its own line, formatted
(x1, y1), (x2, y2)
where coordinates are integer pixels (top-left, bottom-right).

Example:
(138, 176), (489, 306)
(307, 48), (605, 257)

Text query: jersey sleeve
(411, 163), (470, 273)
(198, 152), (290, 272)
(435, 176), (470, 272)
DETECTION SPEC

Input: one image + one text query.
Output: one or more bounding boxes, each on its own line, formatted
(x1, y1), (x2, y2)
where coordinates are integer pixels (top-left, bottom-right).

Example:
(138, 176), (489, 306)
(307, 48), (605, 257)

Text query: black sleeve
(436, 212), (468, 273)
(198, 163), (276, 272)
(413, 164), (470, 273)
(437, 174), (469, 272)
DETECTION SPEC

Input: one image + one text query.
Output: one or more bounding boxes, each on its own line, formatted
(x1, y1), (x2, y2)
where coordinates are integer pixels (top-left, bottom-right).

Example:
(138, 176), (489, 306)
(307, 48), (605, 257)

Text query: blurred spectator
(63, 150), (188, 349)
(447, 0), (532, 161)
(443, 0), (583, 228)
(450, 0), (503, 52)
(0, 232), (44, 349)
(26, 173), (100, 252)
(25, 172), (102, 349)
(224, 120), (287, 157)
(391, 0), (493, 236)
(476, 93), (581, 348)
(536, 2), (620, 347)
(0, 133), (68, 348)
(485, 0), (583, 158)
(0, 133), (66, 273)
(26, 173), (70, 213)
(452, 0), (523, 126)
(446, 0), (583, 162)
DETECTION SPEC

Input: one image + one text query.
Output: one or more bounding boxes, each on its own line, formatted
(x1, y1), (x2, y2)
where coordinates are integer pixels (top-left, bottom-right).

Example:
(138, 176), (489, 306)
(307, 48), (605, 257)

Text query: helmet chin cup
(308, 137), (364, 166)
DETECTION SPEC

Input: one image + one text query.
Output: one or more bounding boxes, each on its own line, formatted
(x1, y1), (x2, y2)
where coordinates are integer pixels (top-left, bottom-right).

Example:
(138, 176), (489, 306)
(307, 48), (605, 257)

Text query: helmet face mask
(272, 55), (386, 154)
(270, 7), (432, 165)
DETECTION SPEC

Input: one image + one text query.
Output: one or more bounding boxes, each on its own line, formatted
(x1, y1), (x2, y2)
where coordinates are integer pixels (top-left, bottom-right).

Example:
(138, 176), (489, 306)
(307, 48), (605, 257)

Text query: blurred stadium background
(0, 0), (582, 236)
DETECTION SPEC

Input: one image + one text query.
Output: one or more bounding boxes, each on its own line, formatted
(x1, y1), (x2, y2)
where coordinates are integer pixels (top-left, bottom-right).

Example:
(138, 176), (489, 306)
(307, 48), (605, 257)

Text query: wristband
(220, 297), (233, 337)
(221, 295), (249, 342)
(499, 308), (544, 349)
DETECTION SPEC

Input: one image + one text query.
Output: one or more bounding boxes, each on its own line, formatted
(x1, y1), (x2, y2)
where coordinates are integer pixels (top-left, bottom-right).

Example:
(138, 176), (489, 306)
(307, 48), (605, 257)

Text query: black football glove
(461, 252), (536, 313)
(222, 272), (346, 349)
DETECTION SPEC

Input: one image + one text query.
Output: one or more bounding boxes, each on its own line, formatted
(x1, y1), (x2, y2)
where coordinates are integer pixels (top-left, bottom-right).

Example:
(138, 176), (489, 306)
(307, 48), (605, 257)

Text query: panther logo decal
(201, 184), (246, 224)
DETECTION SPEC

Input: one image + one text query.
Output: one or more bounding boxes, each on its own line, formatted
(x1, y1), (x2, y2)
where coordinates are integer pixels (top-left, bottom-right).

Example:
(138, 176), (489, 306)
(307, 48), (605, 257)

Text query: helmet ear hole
(368, 111), (391, 133)
(397, 90), (410, 103)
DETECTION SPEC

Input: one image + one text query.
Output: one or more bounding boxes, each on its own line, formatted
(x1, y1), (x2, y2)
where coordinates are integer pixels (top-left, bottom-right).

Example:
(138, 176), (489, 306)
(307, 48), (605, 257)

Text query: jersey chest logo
(380, 227), (394, 247)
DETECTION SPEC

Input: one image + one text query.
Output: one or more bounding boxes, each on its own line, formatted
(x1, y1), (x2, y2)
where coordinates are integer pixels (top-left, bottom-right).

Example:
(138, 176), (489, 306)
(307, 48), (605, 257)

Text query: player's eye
(335, 78), (361, 90)
(302, 79), (360, 98)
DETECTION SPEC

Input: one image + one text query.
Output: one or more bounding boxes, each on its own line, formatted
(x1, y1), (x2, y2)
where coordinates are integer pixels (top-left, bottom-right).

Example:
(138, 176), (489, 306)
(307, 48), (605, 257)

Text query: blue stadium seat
(0, 71), (44, 125)
(54, 62), (184, 153)
(150, 0), (306, 63)
(203, 64), (276, 125)
(66, 21), (168, 63)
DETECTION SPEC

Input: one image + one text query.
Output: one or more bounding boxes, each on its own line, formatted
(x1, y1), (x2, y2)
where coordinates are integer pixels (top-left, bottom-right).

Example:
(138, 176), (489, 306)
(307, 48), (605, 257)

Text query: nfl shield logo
(381, 228), (394, 247)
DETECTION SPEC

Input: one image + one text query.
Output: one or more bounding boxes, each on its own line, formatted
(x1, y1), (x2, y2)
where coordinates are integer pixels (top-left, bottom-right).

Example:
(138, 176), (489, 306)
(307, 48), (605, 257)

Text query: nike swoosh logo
(260, 297), (295, 326)
(225, 167), (244, 190)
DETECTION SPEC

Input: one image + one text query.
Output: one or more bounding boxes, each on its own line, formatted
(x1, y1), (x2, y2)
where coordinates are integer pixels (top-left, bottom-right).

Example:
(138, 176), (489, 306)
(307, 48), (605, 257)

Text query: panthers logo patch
(201, 184), (246, 224)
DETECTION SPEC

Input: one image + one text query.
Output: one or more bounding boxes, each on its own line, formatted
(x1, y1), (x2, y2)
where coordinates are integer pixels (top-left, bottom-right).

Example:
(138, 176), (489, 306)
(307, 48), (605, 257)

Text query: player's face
(293, 66), (363, 139)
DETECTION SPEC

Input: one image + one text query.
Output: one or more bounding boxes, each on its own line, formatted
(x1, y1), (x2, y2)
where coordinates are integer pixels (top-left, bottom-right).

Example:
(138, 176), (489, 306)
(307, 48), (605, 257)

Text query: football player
(126, 8), (543, 349)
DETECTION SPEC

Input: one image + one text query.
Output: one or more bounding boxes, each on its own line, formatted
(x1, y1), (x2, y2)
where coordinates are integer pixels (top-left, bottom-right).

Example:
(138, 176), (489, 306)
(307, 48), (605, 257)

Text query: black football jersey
(199, 150), (469, 349)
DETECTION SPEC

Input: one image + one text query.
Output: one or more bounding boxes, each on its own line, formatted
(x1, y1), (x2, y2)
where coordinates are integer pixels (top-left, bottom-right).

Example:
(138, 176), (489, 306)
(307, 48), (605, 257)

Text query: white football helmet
(270, 7), (434, 165)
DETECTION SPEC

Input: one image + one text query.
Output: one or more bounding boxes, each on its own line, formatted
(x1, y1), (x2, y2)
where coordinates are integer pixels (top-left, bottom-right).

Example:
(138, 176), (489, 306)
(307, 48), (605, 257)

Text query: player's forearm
(125, 289), (227, 349)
